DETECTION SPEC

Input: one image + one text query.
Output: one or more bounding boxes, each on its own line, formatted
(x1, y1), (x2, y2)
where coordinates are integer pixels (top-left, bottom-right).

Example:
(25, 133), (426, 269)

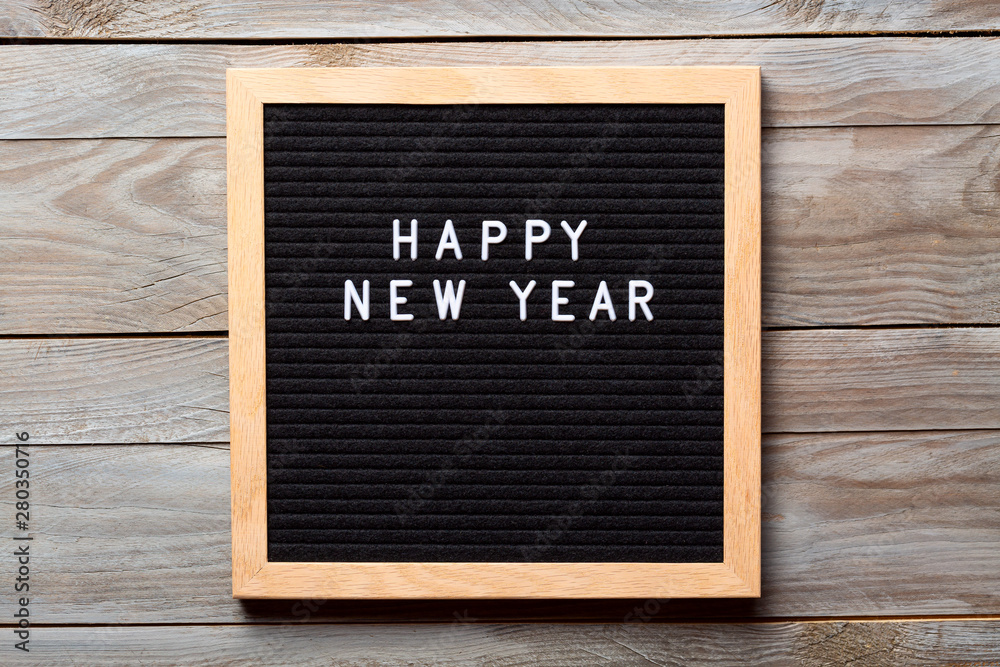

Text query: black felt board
(264, 103), (725, 563)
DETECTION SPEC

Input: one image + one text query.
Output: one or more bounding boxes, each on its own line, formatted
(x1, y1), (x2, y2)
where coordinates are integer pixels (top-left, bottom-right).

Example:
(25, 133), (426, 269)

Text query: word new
(342, 219), (655, 322)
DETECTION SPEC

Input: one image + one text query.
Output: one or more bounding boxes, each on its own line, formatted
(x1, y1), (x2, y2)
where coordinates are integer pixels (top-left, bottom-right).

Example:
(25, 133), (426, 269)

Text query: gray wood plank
(4, 327), (1000, 444)
(762, 328), (1000, 432)
(4, 39), (1000, 138)
(764, 125), (1000, 327)
(5, 621), (1000, 666)
(0, 139), (227, 334)
(3, 126), (999, 334)
(1, 430), (997, 622)
(0, 338), (229, 445)
(4, 0), (998, 39)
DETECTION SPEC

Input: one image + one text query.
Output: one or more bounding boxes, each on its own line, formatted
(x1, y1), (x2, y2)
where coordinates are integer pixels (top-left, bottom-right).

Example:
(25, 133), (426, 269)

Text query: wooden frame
(228, 66), (761, 599)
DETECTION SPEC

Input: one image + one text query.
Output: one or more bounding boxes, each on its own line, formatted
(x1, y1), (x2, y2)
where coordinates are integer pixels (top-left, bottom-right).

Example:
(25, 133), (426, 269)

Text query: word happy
(343, 219), (654, 322)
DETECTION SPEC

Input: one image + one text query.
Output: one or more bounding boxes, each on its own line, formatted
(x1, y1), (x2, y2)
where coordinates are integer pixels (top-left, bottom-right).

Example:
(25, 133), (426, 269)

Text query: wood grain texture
(723, 65), (762, 597)
(4, 39), (1000, 138)
(4, 125), (999, 334)
(3, 0), (999, 39)
(5, 621), (1000, 666)
(232, 65), (757, 104)
(0, 138), (227, 334)
(3, 327), (1000, 444)
(0, 3), (995, 662)
(2, 430), (996, 622)
(762, 328), (1000, 432)
(242, 562), (754, 600)
(0, 339), (229, 445)
(764, 124), (1000, 326)
(227, 68), (268, 599)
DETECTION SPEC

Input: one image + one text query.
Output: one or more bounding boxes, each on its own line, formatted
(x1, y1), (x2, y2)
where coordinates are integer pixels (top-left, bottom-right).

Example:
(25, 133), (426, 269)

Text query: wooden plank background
(1, 2), (998, 663)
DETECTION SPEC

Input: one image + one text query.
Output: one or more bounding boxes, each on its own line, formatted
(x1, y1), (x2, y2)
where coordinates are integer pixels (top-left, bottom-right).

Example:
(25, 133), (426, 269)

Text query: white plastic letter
(551, 280), (575, 322)
(509, 280), (537, 321)
(344, 279), (370, 321)
(433, 279), (467, 320)
(629, 280), (654, 321)
(393, 219), (418, 260)
(390, 279), (414, 321)
(588, 280), (616, 321)
(525, 220), (551, 260)
(560, 220), (587, 261)
(435, 219), (463, 260)
(481, 221), (507, 260)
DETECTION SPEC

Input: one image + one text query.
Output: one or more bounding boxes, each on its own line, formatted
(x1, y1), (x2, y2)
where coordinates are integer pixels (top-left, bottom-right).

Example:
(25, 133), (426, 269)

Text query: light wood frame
(228, 66), (761, 599)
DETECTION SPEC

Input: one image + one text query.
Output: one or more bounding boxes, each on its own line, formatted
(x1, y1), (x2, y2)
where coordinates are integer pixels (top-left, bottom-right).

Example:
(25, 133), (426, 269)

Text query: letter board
(228, 66), (761, 599)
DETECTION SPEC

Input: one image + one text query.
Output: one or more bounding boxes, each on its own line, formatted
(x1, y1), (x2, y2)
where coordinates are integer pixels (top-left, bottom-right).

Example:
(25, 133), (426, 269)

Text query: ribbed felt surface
(264, 103), (725, 563)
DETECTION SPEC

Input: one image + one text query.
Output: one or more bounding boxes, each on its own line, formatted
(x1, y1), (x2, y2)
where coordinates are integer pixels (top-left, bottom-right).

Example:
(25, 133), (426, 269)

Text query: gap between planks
(4, 323), (1000, 340)
(4, 30), (1000, 45)
(4, 614), (1000, 628)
